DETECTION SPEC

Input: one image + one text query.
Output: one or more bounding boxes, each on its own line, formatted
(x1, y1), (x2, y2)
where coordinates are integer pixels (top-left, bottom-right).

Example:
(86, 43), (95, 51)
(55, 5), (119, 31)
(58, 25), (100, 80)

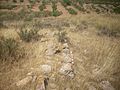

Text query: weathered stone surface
(99, 81), (115, 90)
(67, 71), (75, 78)
(59, 63), (74, 78)
(63, 43), (69, 49)
(46, 43), (55, 56)
(65, 88), (72, 90)
(62, 48), (70, 56)
(88, 85), (97, 90)
(16, 76), (33, 87)
(63, 55), (74, 63)
(41, 64), (52, 74)
(36, 82), (45, 90)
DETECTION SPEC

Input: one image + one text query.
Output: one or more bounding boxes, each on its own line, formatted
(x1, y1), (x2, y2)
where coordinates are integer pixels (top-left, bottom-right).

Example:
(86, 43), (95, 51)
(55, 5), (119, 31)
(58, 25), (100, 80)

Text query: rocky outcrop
(59, 43), (75, 78)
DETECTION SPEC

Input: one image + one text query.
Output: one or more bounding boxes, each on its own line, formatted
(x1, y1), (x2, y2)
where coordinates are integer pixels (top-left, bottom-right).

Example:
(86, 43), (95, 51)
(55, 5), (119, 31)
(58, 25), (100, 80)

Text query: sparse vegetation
(13, 0), (17, 3)
(67, 8), (77, 15)
(20, 0), (24, 2)
(39, 0), (46, 11)
(29, 0), (36, 4)
(0, 3), (17, 10)
(57, 31), (69, 43)
(63, 0), (71, 6)
(94, 17), (120, 37)
(18, 28), (40, 42)
(0, 1), (120, 90)
(39, 5), (45, 11)
(0, 37), (21, 61)
(51, 1), (62, 17)
(113, 7), (120, 14)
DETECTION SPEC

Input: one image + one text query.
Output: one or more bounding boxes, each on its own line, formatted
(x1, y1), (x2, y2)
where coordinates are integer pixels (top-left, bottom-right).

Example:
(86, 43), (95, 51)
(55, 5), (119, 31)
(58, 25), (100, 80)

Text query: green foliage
(76, 0), (84, 6)
(113, 7), (120, 14)
(0, 37), (20, 61)
(18, 28), (40, 42)
(67, 8), (77, 15)
(13, 0), (17, 3)
(52, 10), (62, 17)
(63, 0), (71, 6)
(20, 0), (24, 2)
(0, 4), (17, 10)
(29, 0), (36, 4)
(52, 1), (57, 12)
(51, 1), (62, 17)
(88, 0), (120, 3)
(95, 8), (100, 14)
(39, 0), (46, 11)
(39, 4), (46, 11)
(42, 0), (46, 6)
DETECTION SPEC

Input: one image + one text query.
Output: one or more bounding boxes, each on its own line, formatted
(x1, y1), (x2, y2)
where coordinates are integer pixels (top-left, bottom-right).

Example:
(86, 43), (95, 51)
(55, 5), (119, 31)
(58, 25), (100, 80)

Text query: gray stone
(88, 85), (97, 90)
(41, 65), (52, 74)
(68, 71), (75, 78)
(65, 88), (72, 90)
(63, 55), (74, 63)
(16, 76), (33, 87)
(63, 48), (70, 55)
(59, 63), (74, 78)
(36, 81), (45, 90)
(99, 81), (115, 90)
(63, 43), (69, 48)
(46, 43), (55, 56)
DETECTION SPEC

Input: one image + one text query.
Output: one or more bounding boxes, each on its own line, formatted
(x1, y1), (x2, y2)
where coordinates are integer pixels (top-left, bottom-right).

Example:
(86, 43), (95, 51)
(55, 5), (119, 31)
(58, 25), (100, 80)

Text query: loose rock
(59, 63), (74, 78)
(16, 76), (33, 87)
(41, 64), (52, 74)
(99, 81), (115, 90)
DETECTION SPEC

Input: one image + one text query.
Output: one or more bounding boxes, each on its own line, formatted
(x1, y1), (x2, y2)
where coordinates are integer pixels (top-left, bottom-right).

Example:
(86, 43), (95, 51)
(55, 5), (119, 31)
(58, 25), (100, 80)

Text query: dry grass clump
(18, 28), (41, 42)
(56, 31), (69, 43)
(0, 37), (23, 62)
(94, 16), (120, 37)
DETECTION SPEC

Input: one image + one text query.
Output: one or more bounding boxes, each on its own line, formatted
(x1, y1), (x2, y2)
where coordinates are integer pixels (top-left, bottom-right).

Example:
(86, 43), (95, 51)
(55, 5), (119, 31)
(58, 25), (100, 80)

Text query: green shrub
(20, 0), (24, 2)
(0, 37), (21, 61)
(29, 0), (36, 4)
(0, 4), (17, 10)
(42, 0), (46, 6)
(113, 7), (120, 14)
(95, 8), (100, 13)
(39, 4), (46, 11)
(52, 10), (62, 17)
(77, 0), (84, 6)
(13, 0), (17, 3)
(18, 28), (40, 42)
(52, 1), (57, 11)
(63, 0), (71, 6)
(51, 1), (62, 17)
(74, 4), (85, 11)
(67, 8), (77, 15)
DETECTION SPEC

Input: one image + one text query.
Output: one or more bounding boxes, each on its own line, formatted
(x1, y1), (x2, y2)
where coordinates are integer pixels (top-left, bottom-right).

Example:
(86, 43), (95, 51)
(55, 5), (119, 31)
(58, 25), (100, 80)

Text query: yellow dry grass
(0, 14), (120, 90)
